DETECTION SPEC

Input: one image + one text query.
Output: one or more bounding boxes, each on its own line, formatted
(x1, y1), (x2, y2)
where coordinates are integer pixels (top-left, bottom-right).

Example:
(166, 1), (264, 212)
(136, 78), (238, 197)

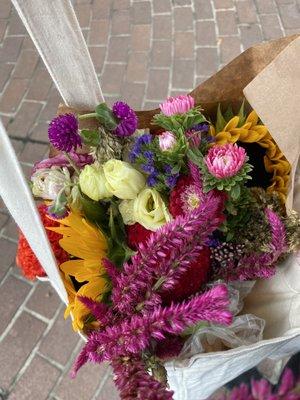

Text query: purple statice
(231, 209), (287, 281)
(147, 172), (159, 187)
(46, 205), (68, 220)
(112, 101), (138, 137)
(141, 163), (156, 174)
(111, 191), (225, 315)
(73, 285), (231, 370)
(165, 173), (179, 189)
(143, 150), (154, 161)
(192, 122), (210, 133)
(32, 152), (93, 174)
(129, 134), (153, 162)
(48, 113), (81, 152)
(112, 356), (174, 400)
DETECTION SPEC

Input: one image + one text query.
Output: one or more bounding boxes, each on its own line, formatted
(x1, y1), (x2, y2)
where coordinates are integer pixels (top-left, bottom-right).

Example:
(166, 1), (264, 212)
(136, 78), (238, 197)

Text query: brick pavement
(0, 0), (299, 399)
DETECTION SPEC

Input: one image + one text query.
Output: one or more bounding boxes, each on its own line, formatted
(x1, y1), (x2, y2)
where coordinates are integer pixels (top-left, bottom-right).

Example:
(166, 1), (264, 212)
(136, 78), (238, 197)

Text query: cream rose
(103, 160), (146, 200)
(79, 164), (112, 201)
(119, 188), (171, 231)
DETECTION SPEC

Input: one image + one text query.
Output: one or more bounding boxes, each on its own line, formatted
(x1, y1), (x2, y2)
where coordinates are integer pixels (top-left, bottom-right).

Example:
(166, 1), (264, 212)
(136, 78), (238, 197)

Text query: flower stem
(78, 113), (98, 120)
(63, 152), (80, 175)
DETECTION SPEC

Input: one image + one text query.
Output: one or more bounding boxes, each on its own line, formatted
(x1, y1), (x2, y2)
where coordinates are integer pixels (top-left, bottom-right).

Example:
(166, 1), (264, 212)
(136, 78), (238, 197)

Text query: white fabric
(0, 120), (68, 303)
(11, 0), (104, 110)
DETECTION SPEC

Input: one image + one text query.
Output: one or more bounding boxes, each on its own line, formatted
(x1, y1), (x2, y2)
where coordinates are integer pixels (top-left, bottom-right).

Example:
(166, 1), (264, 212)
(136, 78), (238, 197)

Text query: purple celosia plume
(231, 209), (287, 281)
(112, 101), (138, 137)
(78, 296), (110, 326)
(32, 152), (93, 174)
(48, 113), (82, 152)
(112, 191), (225, 315)
(112, 356), (174, 400)
(73, 285), (231, 374)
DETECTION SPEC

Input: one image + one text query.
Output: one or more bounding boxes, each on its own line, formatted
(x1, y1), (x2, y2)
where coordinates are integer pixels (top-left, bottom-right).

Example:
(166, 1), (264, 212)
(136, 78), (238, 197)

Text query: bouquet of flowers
(16, 94), (300, 399)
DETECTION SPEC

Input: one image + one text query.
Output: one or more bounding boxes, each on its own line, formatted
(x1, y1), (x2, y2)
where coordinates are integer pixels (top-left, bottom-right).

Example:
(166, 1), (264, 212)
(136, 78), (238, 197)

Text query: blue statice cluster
(129, 133), (179, 190)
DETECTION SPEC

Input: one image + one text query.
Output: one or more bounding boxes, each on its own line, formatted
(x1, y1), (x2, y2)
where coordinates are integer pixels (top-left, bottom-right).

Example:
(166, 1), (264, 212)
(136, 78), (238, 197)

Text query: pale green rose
(119, 188), (171, 231)
(103, 159), (146, 200)
(79, 164), (112, 201)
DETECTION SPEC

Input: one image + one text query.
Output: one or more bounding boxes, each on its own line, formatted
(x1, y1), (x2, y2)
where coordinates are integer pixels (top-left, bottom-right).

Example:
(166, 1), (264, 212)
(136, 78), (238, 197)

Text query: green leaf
(81, 129), (100, 146)
(216, 104), (227, 133)
(78, 190), (108, 227)
(237, 100), (246, 127)
(95, 103), (119, 131)
(230, 184), (241, 201)
(181, 321), (208, 337)
(223, 105), (234, 121)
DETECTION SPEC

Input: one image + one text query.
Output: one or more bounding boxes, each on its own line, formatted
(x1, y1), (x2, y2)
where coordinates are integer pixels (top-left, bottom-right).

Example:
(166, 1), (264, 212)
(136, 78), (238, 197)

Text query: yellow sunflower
(210, 110), (290, 202)
(48, 211), (110, 331)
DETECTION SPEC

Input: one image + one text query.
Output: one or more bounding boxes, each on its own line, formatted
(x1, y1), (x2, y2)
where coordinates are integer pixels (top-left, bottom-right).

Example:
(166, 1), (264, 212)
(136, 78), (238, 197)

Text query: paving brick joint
(0, 0), (299, 398)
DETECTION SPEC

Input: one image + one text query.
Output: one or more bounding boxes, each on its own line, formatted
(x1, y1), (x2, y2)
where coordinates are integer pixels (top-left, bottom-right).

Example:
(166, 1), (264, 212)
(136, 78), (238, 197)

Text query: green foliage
(95, 102), (119, 131)
(215, 101), (246, 132)
(153, 106), (207, 132)
(80, 129), (100, 147)
(47, 190), (68, 218)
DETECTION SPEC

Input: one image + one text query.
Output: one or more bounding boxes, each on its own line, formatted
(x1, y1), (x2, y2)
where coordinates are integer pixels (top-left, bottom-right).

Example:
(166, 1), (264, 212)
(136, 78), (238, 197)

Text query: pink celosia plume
(159, 95), (195, 116)
(205, 143), (246, 179)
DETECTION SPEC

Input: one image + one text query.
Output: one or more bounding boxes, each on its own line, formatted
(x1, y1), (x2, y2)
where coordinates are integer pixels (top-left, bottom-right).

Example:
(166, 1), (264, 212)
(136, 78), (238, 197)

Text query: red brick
(216, 10), (238, 35)
(170, 89), (189, 97)
(102, 63), (126, 94)
(131, 1), (152, 24)
(144, 100), (160, 110)
(92, 0), (111, 19)
(175, 32), (194, 59)
(147, 69), (169, 100)
(55, 352), (109, 400)
(26, 67), (52, 101)
(89, 46), (106, 74)
(97, 374), (120, 399)
(174, 0), (191, 4)
(278, 3), (300, 29)
(38, 87), (62, 122)
(39, 309), (80, 366)
(10, 138), (25, 155)
(2, 218), (18, 241)
(220, 36), (241, 64)
(174, 7), (194, 31)
(131, 25), (151, 51)
(260, 14), (283, 40)
(255, 0), (277, 13)
(240, 24), (263, 49)
(7, 102), (43, 138)
(113, 0), (130, 10)
(0, 36), (23, 63)
(0, 213), (9, 230)
(19, 142), (48, 165)
(111, 10), (130, 35)
(213, 0), (234, 8)
(0, 312), (46, 388)
(13, 50), (39, 79)
(22, 36), (35, 50)
(0, 78), (28, 113)
(196, 21), (217, 46)
(0, 20), (7, 43)
(107, 36), (130, 62)
(0, 0), (11, 19)
(172, 59), (194, 89)
(26, 282), (61, 320)
(9, 355), (61, 400)
(153, 0), (171, 13)
(150, 40), (172, 67)
(74, 4), (91, 28)
(153, 15), (172, 39)
(0, 63), (13, 92)
(126, 52), (148, 82)
(236, 0), (258, 23)
(194, 0), (213, 19)
(196, 47), (218, 76)
(121, 81), (145, 109)
(29, 121), (48, 141)
(0, 276), (31, 335)
(7, 11), (26, 35)
(89, 20), (109, 45)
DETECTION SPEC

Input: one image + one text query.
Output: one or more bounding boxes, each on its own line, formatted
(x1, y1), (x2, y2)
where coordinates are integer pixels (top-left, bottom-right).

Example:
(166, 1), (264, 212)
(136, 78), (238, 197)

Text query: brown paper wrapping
(58, 34), (300, 209)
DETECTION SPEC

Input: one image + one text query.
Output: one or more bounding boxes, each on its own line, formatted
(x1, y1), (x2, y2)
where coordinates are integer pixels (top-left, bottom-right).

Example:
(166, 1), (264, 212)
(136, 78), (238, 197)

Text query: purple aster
(48, 113), (81, 152)
(112, 101), (138, 137)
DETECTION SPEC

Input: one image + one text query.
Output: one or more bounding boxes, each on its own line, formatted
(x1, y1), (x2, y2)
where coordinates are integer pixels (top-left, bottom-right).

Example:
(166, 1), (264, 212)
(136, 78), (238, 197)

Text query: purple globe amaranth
(112, 101), (138, 137)
(48, 113), (81, 152)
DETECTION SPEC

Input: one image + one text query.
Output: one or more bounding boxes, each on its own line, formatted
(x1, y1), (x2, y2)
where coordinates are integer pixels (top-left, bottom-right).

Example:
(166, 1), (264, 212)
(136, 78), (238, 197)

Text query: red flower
(169, 175), (195, 217)
(16, 204), (69, 280)
(126, 223), (153, 250)
(161, 246), (211, 304)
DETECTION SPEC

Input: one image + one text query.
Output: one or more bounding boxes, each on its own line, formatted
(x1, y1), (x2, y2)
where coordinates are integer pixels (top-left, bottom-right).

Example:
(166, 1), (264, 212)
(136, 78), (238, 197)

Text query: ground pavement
(0, 0), (300, 399)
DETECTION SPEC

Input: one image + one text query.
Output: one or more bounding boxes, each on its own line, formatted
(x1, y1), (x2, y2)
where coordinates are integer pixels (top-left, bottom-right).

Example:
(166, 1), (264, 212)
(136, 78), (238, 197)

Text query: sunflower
(48, 211), (110, 331)
(210, 110), (290, 202)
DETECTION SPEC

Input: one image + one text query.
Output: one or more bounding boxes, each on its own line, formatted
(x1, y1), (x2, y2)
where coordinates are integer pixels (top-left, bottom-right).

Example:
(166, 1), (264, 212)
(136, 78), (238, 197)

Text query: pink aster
(205, 143), (246, 179)
(159, 95), (195, 116)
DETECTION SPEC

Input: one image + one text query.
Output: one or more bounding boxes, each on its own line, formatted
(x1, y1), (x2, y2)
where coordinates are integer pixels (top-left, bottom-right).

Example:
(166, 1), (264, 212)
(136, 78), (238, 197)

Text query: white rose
(79, 164), (112, 201)
(103, 159), (146, 200)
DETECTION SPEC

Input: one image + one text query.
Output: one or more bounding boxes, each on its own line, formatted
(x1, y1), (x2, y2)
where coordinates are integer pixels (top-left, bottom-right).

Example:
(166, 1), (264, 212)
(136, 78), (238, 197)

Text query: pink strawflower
(159, 95), (195, 116)
(158, 131), (177, 151)
(205, 144), (247, 179)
